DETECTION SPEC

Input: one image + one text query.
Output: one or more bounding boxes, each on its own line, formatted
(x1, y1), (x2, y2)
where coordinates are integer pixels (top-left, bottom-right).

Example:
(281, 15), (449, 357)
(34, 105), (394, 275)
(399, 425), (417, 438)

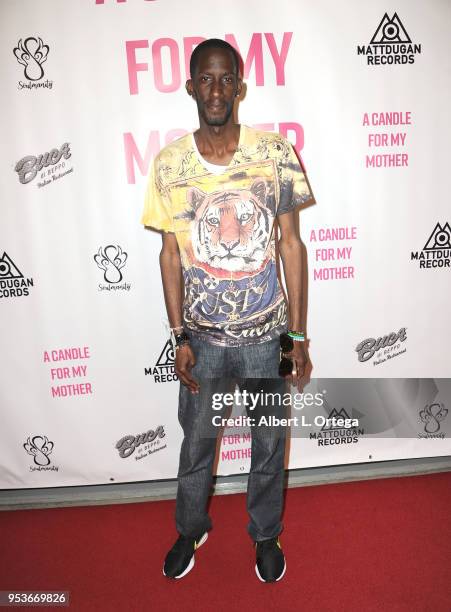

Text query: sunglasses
(279, 333), (294, 377)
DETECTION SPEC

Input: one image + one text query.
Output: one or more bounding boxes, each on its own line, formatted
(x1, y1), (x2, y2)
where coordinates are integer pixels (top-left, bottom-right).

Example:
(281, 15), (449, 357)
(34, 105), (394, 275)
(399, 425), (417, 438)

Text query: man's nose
(210, 79), (224, 96)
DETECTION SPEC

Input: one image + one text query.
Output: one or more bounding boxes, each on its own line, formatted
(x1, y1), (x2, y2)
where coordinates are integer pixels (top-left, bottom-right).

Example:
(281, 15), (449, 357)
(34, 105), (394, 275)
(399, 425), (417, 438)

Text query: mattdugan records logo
(94, 245), (131, 291)
(419, 403), (448, 439)
(355, 327), (407, 366)
(357, 13), (421, 65)
(310, 408), (364, 447)
(13, 37), (53, 90)
(23, 435), (59, 472)
(145, 340), (178, 383)
(0, 252), (33, 299)
(411, 222), (451, 269)
(15, 143), (73, 188)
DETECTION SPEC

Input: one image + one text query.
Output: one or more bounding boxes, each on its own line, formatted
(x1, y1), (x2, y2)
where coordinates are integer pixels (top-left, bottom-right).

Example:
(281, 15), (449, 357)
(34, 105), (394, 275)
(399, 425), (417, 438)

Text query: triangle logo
(0, 252), (24, 279)
(370, 12), (411, 45)
(156, 339), (175, 366)
(423, 223), (451, 250)
(321, 408), (351, 431)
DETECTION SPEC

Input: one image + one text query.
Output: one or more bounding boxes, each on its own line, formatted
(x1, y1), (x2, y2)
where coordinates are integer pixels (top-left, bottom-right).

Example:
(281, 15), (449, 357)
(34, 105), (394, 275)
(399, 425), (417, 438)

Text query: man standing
(142, 39), (312, 582)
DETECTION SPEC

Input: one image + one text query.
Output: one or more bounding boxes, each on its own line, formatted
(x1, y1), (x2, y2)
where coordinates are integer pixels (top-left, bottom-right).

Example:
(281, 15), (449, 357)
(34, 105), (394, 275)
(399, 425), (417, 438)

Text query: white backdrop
(1, 0), (450, 489)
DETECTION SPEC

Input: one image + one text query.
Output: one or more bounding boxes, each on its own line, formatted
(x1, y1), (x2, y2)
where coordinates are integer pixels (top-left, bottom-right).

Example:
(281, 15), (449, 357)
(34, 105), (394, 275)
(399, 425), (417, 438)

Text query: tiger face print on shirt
(178, 178), (271, 274)
(142, 125), (313, 347)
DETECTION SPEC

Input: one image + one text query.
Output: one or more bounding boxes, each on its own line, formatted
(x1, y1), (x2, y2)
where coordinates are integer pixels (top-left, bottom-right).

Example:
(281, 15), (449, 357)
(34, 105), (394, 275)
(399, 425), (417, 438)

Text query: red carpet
(1, 472), (450, 612)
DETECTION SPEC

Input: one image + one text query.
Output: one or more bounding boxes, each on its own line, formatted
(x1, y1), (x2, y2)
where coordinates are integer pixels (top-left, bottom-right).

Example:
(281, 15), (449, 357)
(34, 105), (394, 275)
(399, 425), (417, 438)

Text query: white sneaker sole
(163, 532), (208, 579)
(255, 558), (286, 583)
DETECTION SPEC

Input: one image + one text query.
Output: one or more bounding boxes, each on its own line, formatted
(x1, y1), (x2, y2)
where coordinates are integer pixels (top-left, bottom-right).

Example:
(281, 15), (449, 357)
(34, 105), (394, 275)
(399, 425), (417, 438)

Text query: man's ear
(235, 77), (243, 98)
(186, 79), (194, 98)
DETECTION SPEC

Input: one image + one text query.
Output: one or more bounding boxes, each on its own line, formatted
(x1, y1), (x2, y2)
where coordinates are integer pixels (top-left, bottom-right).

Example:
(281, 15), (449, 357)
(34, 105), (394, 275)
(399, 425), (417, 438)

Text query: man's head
(186, 39), (242, 127)
(189, 39), (240, 80)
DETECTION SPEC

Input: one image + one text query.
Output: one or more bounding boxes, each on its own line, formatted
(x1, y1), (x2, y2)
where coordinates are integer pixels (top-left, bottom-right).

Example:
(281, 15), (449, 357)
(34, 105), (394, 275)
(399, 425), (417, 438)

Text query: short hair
(189, 38), (241, 78)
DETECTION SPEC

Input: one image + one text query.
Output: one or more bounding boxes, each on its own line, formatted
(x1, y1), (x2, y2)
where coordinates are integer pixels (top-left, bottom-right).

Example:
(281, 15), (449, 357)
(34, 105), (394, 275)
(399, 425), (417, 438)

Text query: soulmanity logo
(23, 435), (59, 472)
(419, 403), (448, 439)
(94, 245), (131, 291)
(13, 37), (53, 90)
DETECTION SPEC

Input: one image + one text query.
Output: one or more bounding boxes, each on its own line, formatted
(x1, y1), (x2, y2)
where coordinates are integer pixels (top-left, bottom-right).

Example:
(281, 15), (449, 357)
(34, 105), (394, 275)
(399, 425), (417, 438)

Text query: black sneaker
(163, 532), (208, 579)
(255, 537), (286, 582)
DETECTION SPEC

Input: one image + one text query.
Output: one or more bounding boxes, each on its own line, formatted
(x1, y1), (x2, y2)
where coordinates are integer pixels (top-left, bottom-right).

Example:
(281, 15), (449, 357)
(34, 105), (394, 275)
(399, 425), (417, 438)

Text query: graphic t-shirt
(141, 125), (313, 346)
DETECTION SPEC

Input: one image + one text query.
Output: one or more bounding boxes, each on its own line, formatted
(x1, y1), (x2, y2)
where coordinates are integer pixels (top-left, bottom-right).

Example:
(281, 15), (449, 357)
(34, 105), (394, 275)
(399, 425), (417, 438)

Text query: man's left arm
(278, 210), (307, 382)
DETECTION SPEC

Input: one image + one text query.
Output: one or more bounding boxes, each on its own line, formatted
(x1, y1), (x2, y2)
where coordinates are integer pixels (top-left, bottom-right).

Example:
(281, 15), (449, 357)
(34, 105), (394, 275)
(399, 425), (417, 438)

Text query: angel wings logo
(13, 37), (53, 90)
(23, 435), (59, 472)
(419, 403), (448, 438)
(14, 37), (49, 80)
(93, 245), (131, 291)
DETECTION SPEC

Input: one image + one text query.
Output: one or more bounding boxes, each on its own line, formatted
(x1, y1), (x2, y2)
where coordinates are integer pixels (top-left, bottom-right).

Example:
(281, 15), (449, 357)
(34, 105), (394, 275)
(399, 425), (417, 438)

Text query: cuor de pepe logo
(15, 143), (73, 187)
(355, 327), (407, 366)
(115, 426), (166, 460)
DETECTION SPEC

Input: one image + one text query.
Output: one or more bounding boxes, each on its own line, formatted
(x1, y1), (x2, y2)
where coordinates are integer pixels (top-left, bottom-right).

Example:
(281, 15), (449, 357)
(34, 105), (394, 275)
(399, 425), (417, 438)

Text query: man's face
(187, 47), (241, 127)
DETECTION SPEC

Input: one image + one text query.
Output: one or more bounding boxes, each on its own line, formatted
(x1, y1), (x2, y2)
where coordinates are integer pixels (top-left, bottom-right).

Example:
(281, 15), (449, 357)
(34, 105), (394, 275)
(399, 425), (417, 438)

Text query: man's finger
(296, 359), (305, 377)
(177, 368), (199, 393)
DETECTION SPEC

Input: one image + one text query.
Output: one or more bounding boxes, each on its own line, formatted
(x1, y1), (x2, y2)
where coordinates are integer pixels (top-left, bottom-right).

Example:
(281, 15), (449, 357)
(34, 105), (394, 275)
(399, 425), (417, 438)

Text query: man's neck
(194, 122), (240, 165)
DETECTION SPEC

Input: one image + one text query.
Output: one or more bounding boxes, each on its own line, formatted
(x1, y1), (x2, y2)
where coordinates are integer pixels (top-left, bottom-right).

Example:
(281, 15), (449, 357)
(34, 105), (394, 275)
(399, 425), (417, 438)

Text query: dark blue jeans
(175, 335), (288, 542)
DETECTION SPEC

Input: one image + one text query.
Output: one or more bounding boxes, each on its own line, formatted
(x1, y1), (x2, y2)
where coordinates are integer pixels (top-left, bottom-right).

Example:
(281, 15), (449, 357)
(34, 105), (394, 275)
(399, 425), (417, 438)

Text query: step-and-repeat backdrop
(1, 0), (450, 488)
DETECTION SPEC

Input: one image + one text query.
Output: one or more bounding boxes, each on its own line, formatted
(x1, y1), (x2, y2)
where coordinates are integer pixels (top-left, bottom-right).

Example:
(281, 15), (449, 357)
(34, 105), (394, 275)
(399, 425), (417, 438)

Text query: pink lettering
(264, 32), (292, 85)
(125, 32), (292, 93)
(123, 131), (161, 184)
(124, 122), (305, 183)
(225, 33), (264, 85)
(279, 122), (304, 156)
(152, 37), (181, 93)
(50, 367), (71, 380)
(184, 36), (205, 79)
(313, 267), (355, 281)
(316, 249), (335, 261)
(165, 129), (189, 145)
(126, 40), (149, 95)
(96, 0), (155, 3)
(253, 123), (275, 132)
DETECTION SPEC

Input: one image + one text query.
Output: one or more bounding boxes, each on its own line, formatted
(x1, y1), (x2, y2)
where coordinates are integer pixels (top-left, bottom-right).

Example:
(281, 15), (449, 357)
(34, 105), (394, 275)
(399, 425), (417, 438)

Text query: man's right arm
(159, 232), (184, 328)
(159, 233), (199, 393)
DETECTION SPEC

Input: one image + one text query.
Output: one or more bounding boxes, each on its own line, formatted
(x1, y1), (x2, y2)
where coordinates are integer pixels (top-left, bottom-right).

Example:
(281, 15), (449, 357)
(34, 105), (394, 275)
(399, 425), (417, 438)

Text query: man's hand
(284, 341), (307, 387)
(175, 344), (200, 394)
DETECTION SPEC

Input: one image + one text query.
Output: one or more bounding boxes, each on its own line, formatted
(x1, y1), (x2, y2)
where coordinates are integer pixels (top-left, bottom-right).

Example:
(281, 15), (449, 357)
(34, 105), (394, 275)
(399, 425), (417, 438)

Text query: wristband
(173, 331), (190, 350)
(287, 330), (305, 342)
